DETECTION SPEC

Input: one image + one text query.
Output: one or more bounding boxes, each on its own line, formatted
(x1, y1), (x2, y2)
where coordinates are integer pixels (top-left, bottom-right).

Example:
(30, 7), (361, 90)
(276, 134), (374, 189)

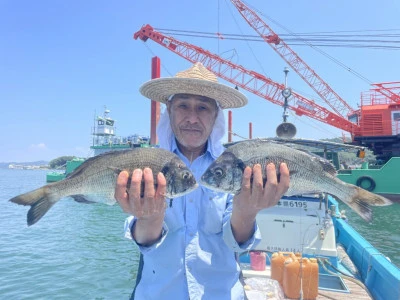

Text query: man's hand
(114, 168), (167, 246)
(231, 163), (290, 243)
(115, 168), (167, 219)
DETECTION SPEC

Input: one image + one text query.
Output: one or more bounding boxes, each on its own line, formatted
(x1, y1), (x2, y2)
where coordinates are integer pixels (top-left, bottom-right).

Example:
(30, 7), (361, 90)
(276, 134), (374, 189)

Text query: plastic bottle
(283, 255), (301, 299)
(271, 252), (299, 286)
(249, 251), (266, 271)
(302, 258), (319, 299)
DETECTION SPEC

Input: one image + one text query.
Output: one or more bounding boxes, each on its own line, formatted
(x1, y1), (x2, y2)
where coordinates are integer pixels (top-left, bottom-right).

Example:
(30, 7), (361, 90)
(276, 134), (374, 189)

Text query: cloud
(29, 143), (48, 150)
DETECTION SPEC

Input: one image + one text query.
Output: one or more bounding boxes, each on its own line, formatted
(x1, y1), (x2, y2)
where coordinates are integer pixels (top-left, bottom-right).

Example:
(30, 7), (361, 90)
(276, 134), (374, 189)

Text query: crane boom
(230, 0), (355, 118)
(134, 25), (360, 134)
(371, 82), (400, 103)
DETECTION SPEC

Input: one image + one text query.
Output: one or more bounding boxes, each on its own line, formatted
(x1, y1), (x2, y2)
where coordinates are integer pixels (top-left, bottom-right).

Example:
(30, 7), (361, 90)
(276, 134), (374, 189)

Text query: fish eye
(214, 167), (224, 178)
(182, 171), (190, 180)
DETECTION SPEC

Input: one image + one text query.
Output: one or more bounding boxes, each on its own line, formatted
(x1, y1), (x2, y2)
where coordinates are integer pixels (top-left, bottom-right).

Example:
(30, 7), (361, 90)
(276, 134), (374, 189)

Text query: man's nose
(185, 107), (199, 122)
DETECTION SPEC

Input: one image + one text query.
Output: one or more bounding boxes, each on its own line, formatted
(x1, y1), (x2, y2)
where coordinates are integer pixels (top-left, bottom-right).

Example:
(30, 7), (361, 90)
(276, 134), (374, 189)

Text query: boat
(337, 158), (400, 203)
(239, 194), (400, 300)
(46, 107), (150, 183)
(223, 138), (400, 299)
(46, 158), (85, 182)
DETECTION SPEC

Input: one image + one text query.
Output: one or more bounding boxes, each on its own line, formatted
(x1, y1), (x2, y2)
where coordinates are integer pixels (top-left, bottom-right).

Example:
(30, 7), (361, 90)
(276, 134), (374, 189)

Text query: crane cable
(231, 1), (373, 85)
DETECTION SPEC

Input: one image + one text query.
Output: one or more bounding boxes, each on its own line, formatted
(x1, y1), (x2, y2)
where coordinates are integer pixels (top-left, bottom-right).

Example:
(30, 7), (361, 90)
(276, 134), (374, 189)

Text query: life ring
(356, 176), (376, 192)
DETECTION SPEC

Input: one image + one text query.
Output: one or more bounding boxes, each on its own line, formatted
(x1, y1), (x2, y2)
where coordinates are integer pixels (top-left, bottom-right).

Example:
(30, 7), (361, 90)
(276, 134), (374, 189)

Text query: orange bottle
(271, 252), (298, 286)
(271, 252), (285, 285)
(283, 255), (301, 299)
(302, 258), (319, 299)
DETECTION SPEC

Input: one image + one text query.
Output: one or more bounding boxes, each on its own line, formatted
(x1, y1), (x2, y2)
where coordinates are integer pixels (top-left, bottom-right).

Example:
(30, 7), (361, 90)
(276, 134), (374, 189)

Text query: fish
(10, 148), (198, 226)
(200, 139), (392, 222)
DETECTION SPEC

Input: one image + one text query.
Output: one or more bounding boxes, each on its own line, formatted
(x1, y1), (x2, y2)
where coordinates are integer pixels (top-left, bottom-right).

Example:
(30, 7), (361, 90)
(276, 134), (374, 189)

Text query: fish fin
(9, 186), (56, 226)
(330, 184), (392, 222)
(27, 197), (55, 226)
(354, 186), (393, 206)
(107, 166), (123, 175)
(71, 194), (96, 204)
(343, 196), (373, 222)
(314, 157), (337, 176)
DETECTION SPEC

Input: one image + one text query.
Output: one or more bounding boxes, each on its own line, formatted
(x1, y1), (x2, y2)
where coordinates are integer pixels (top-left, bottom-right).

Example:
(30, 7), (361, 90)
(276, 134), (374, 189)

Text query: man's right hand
(114, 168), (167, 246)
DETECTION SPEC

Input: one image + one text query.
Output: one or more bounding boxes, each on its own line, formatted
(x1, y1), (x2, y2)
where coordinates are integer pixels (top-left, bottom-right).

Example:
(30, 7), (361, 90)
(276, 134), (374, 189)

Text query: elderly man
(115, 62), (289, 299)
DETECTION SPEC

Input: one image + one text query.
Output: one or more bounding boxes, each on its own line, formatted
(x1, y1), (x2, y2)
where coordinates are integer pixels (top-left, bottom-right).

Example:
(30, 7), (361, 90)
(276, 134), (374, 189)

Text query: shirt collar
(170, 137), (219, 159)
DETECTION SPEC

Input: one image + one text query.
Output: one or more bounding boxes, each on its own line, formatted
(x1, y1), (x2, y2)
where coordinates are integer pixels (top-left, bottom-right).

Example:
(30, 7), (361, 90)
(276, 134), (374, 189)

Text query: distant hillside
(0, 161), (49, 169)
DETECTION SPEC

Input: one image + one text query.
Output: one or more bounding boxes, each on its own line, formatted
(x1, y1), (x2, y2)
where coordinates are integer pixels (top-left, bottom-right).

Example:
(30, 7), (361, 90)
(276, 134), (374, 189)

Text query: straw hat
(140, 62), (248, 109)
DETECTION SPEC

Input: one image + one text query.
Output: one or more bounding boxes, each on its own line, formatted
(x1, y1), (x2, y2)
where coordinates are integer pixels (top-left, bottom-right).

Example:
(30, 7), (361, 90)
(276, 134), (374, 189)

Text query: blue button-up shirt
(124, 139), (261, 299)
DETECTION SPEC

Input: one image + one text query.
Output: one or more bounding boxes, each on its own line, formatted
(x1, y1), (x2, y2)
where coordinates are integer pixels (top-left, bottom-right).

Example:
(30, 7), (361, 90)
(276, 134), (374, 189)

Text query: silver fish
(10, 148), (197, 226)
(200, 139), (392, 222)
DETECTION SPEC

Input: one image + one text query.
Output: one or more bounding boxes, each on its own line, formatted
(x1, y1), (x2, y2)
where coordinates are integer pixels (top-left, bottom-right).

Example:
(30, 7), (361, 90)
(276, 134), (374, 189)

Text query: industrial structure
(134, 0), (400, 164)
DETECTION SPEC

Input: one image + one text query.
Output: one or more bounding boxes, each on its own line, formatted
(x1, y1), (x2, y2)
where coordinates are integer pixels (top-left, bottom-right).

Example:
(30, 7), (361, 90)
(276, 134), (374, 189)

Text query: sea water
(0, 169), (138, 299)
(0, 168), (399, 299)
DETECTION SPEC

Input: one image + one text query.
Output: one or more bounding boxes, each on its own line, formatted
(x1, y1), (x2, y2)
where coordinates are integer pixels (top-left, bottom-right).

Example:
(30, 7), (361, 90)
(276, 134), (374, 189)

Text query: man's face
(168, 94), (218, 151)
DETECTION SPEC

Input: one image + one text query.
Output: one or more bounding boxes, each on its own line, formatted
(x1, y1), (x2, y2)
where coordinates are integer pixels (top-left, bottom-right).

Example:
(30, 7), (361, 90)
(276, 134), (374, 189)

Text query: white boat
(239, 195), (400, 299)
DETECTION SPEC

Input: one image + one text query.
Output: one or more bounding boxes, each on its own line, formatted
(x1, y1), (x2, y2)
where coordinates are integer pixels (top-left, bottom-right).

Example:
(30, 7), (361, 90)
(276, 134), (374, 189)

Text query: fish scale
(200, 139), (392, 222)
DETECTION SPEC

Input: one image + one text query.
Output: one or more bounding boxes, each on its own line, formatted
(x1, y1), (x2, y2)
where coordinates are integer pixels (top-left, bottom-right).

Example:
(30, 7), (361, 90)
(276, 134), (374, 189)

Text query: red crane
(134, 6), (400, 161)
(370, 82), (400, 104)
(228, 0), (400, 161)
(230, 0), (355, 119)
(134, 24), (360, 135)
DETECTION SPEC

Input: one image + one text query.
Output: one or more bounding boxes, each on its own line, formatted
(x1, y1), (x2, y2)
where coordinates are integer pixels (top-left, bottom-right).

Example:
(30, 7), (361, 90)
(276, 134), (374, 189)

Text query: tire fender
(356, 176), (376, 192)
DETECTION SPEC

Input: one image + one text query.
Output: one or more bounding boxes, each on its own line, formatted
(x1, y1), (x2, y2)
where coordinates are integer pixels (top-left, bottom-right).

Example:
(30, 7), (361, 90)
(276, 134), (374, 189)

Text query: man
(114, 62), (290, 299)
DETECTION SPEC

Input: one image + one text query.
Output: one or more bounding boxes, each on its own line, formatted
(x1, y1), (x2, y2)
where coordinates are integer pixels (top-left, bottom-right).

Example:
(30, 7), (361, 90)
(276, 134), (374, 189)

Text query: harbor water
(1, 168), (399, 299)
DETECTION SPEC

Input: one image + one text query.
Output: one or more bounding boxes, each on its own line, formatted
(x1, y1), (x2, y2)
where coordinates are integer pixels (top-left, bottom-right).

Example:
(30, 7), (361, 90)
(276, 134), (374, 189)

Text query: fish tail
(354, 186), (393, 206)
(9, 186), (56, 226)
(343, 186), (393, 222)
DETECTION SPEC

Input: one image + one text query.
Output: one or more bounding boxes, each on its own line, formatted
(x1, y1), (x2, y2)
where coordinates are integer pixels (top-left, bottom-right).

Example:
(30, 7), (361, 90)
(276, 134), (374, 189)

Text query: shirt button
(190, 233), (194, 237)
(189, 199), (193, 203)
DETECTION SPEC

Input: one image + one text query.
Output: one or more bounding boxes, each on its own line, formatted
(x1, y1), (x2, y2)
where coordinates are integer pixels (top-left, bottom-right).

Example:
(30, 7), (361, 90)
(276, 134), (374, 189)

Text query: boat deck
(317, 278), (371, 299)
(241, 264), (372, 299)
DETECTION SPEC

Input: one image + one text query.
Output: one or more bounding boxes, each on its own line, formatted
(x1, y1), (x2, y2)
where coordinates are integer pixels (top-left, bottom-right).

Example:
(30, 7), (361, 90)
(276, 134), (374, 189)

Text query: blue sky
(1, 0), (399, 162)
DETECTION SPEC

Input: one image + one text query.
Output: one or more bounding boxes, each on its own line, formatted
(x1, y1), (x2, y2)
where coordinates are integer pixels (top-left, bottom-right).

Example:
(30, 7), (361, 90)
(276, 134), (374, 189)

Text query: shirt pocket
(200, 187), (228, 234)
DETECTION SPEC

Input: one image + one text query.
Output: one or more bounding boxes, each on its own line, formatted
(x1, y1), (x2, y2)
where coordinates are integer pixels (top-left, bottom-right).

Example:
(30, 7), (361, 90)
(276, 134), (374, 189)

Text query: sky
(1, 0), (399, 162)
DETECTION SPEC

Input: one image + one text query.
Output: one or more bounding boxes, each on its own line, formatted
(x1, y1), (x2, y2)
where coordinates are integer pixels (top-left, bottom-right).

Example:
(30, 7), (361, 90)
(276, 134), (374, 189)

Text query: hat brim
(140, 78), (248, 109)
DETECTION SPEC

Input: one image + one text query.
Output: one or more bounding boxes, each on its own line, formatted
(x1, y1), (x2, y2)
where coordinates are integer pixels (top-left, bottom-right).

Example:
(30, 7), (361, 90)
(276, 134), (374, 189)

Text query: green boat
(337, 158), (400, 202)
(46, 158), (85, 183)
(46, 107), (150, 183)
